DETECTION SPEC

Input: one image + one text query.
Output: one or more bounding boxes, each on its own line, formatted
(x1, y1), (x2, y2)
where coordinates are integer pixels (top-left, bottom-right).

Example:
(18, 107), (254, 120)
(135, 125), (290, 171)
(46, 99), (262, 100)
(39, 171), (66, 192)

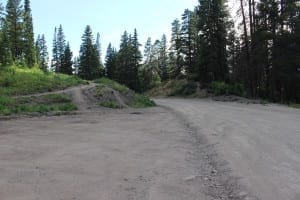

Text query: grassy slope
(0, 67), (84, 115)
(0, 66), (84, 96)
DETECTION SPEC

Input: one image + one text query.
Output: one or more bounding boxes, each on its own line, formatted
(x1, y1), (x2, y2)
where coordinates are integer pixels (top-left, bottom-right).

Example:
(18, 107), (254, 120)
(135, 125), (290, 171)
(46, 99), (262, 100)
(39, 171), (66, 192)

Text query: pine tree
(130, 29), (142, 91)
(181, 9), (197, 79)
(170, 19), (183, 78)
(144, 37), (152, 64)
(159, 34), (169, 81)
(23, 0), (35, 66)
(35, 34), (48, 72)
(51, 27), (58, 72)
(5, 0), (23, 63)
(105, 43), (117, 80)
(197, 0), (229, 82)
(78, 25), (101, 80)
(60, 42), (73, 75)
(117, 31), (130, 85)
(141, 37), (161, 90)
(0, 20), (12, 66)
(56, 24), (66, 72)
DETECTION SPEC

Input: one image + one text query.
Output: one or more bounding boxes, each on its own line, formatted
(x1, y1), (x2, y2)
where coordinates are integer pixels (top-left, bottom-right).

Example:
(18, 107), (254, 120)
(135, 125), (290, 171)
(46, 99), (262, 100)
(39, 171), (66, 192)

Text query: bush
(210, 81), (246, 96)
(129, 94), (156, 108)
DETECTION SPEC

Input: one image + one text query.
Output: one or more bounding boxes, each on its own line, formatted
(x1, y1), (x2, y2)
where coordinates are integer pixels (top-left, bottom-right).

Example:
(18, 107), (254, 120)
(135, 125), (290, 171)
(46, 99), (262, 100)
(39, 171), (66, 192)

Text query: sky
(30, 0), (199, 59)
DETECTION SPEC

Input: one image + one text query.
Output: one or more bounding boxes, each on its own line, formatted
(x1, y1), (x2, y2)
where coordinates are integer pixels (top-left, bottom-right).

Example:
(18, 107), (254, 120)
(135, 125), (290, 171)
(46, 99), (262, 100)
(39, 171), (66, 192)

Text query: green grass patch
(129, 94), (156, 108)
(94, 77), (129, 93)
(0, 94), (77, 115)
(100, 101), (123, 109)
(0, 66), (84, 96)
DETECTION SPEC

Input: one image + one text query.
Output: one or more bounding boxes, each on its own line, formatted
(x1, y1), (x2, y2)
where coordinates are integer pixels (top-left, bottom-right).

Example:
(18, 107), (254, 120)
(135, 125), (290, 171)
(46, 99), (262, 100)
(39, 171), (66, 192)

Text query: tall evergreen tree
(159, 34), (169, 81)
(181, 9), (197, 79)
(60, 42), (73, 75)
(130, 29), (142, 91)
(197, 0), (229, 82)
(78, 25), (101, 80)
(105, 43), (117, 80)
(23, 0), (35, 66)
(56, 24), (66, 72)
(116, 31), (130, 85)
(170, 19), (183, 78)
(141, 37), (162, 90)
(5, 0), (23, 62)
(144, 37), (152, 64)
(51, 27), (58, 72)
(35, 34), (48, 72)
(0, 20), (12, 66)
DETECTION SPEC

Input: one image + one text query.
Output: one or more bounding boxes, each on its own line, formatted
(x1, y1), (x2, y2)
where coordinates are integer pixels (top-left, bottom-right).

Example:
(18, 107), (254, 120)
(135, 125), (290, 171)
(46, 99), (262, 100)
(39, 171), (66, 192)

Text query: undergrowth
(0, 66), (84, 96)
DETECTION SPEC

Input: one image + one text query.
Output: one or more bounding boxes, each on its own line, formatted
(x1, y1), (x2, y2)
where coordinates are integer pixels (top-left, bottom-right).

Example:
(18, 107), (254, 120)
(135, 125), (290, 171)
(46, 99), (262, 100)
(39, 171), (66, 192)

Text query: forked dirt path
(1, 86), (300, 200)
(14, 83), (97, 111)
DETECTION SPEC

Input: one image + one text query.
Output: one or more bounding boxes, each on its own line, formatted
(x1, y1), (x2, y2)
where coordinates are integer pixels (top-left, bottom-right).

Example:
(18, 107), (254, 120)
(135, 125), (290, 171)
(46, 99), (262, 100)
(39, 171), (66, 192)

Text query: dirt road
(157, 98), (300, 200)
(1, 87), (299, 200)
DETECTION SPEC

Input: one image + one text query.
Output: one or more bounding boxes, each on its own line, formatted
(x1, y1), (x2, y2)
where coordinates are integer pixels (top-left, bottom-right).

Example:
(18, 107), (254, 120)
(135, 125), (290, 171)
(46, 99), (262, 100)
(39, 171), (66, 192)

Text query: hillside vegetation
(0, 66), (84, 96)
(0, 67), (83, 115)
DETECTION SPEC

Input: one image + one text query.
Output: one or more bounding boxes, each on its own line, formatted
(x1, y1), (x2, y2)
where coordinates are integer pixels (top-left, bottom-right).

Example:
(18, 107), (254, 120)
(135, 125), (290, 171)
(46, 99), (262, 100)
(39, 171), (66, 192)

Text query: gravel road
(156, 98), (300, 200)
(0, 89), (299, 200)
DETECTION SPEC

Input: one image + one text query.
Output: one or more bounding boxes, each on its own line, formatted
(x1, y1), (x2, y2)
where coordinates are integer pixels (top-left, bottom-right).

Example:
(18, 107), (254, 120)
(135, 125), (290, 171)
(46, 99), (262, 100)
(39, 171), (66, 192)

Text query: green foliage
(60, 43), (73, 75)
(78, 25), (103, 80)
(210, 81), (246, 96)
(146, 79), (189, 97)
(0, 66), (83, 96)
(105, 43), (118, 80)
(0, 94), (77, 115)
(94, 77), (129, 93)
(35, 34), (48, 71)
(23, 0), (36, 67)
(197, 0), (229, 83)
(114, 29), (142, 91)
(5, 0), (23, 63)
(129, 94), (156, 108)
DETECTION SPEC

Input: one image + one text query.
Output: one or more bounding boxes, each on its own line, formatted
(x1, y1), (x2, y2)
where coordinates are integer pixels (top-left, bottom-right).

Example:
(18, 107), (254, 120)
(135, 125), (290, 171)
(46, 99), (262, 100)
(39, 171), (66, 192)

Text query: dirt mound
(91, 85), (135, 108)
(90, 83), (155, 109)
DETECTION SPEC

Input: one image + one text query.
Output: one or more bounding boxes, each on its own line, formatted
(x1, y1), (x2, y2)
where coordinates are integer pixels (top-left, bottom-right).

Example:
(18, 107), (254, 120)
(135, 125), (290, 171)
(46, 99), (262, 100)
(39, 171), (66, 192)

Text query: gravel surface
(1, 85), (299, 200)
(156, 98), (300, 200)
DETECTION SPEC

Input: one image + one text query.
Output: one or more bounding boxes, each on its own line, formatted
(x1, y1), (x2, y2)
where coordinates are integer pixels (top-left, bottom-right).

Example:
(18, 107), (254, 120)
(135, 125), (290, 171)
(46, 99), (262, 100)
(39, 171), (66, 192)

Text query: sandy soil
(1, 85), (299, 200)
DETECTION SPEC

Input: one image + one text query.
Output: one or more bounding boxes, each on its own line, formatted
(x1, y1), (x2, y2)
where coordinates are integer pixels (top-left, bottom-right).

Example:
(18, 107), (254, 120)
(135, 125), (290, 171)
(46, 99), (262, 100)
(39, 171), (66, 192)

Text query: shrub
(210, 81), (246, 96)
(129, 94), (156, 108)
